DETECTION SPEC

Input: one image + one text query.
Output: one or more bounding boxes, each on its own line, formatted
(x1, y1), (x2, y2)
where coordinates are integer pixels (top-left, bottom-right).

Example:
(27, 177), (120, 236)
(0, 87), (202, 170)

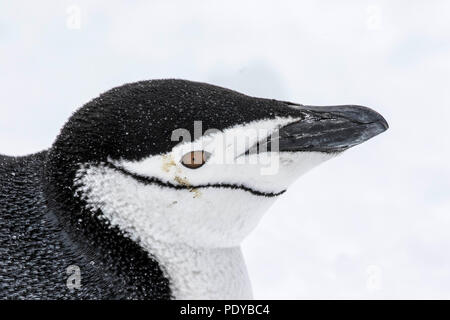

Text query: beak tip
(363, 105), (389, 131)
(379, 116), (389, 131)
(364, 106), (389, 135)
(336, 104), (389, 135)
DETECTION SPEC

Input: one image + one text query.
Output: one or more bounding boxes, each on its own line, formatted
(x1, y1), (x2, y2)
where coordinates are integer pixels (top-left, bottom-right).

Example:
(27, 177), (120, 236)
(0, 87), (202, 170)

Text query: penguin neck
(43, 153), (172, 299)
(141, 237), (253, 300)
(44, 165), (253, 300)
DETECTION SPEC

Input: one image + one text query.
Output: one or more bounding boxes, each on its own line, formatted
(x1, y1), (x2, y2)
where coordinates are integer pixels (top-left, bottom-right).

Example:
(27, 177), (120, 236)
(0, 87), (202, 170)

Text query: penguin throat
(140, 239), (253, 299)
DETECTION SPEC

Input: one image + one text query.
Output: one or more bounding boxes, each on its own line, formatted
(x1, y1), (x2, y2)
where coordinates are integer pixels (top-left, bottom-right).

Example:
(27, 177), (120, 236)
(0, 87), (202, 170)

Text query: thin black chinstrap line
(103, 162), (286, 198)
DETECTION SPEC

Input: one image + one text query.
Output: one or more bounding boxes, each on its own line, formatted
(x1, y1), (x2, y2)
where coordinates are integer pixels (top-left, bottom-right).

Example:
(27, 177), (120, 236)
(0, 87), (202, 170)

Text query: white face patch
(73, 117), (337, 299)
(74, 117), (337, 247)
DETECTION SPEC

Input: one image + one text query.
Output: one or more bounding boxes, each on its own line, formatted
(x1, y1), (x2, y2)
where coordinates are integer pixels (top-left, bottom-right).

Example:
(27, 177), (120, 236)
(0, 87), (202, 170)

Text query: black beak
(275, 104), (389, 153)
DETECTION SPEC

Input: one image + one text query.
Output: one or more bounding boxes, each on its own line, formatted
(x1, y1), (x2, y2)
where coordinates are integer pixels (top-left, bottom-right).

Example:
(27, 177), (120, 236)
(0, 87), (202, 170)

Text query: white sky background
(1, 0), (449, 299)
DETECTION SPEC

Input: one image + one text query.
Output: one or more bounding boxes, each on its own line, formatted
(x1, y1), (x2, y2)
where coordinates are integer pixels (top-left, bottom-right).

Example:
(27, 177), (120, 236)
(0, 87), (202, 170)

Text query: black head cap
(49, 79), (302, 167)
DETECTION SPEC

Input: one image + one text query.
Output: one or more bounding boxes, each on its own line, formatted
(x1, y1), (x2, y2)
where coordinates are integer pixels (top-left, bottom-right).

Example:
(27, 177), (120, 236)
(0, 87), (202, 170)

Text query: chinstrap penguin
(0, 79), (388, 299)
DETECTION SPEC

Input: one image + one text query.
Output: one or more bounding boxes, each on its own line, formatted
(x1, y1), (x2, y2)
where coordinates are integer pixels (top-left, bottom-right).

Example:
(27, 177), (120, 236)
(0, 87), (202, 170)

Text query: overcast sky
(1, 0), (449, 299)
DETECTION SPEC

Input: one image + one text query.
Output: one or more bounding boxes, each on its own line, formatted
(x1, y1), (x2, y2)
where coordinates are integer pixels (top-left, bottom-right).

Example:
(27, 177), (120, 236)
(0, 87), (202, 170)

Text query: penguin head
(47, 80), (388, 248)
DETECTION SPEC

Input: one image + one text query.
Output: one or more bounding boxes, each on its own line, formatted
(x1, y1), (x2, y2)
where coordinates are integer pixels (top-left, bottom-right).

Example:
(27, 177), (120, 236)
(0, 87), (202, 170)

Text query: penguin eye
(181, 151), (209, 169)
